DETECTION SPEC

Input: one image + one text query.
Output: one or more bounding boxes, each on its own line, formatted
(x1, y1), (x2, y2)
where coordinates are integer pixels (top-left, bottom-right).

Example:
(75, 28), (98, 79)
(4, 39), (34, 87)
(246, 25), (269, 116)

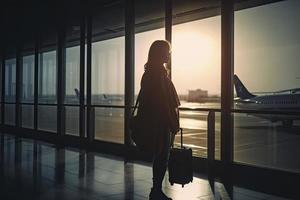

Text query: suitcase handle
(171, 128), (184, 149)
(180, 128), (183, 149)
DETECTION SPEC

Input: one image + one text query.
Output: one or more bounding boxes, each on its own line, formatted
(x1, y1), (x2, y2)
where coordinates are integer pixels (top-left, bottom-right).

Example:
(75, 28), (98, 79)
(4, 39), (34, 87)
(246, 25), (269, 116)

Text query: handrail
(3, 102), (300, 116)
(232, 109), (300, 116)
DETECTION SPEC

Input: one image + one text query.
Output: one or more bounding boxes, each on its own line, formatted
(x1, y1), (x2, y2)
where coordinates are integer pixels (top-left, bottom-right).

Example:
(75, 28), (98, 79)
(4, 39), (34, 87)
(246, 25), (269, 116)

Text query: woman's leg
(152, 129), (171, 190)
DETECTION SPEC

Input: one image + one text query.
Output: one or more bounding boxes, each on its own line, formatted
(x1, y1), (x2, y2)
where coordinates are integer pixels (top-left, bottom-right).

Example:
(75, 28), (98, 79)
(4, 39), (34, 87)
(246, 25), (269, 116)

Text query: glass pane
(92, 38), (125, 105)
(65, 106), (79, 136)
(234, 0), (300, 173)
(65, 46), (80, 104)
(21, 105), (34, 128)
(5, 59), (16, 103)
(94, 107), (124, 144)
(172, 17), (221, 109)
(234, 113), (300, 173)
(38, 51), (57, 104)
(4, 104), (15, 125)
(22, 55), (35, 103)
(38, 105), (57, 132)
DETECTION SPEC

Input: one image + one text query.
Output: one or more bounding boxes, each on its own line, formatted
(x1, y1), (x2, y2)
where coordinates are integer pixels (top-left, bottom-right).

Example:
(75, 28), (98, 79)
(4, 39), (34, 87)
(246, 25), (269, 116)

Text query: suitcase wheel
(182, 184), (184, 188)
(171, 183), (174, 186)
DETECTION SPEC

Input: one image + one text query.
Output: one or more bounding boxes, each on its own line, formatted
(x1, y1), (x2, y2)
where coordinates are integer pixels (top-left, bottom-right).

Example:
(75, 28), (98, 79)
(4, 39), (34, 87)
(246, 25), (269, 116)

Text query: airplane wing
(252, 88), (300, 94)
(273, 88), (300, 94)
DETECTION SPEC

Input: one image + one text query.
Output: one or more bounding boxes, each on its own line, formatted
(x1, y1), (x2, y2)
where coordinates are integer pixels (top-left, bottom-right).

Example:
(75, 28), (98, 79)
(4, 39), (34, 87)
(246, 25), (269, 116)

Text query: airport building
(1, 0), (300, 199)
(187, 89), (208, 102)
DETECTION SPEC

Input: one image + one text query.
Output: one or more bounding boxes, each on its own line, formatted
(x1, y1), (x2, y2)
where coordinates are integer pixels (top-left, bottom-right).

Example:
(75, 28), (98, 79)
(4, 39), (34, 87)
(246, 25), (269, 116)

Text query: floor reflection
(0, 133), (292, 200)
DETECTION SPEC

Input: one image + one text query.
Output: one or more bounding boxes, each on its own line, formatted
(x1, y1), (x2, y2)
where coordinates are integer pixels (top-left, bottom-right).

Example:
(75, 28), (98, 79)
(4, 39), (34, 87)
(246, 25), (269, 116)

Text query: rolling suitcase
(168, 128), (193, 187)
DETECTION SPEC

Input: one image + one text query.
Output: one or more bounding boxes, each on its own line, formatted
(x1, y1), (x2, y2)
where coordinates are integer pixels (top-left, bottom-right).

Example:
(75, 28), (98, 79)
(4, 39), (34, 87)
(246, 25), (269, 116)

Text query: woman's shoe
(149, 188), (172, 200)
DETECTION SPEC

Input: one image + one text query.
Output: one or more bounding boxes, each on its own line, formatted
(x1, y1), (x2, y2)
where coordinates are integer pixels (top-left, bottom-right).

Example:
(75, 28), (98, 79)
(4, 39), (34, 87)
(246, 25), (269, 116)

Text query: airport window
(172, 1), (221, 158)
(91, 1), (125, 143)
(64, 7), (83, 136)
(21, 55), (35, 129)
(234, 0), (300, 173)
(4, 58), (16, 126)
(65, 46), (80, 105)
(37, 50), (57, 132)
(65, 46), (80, 136)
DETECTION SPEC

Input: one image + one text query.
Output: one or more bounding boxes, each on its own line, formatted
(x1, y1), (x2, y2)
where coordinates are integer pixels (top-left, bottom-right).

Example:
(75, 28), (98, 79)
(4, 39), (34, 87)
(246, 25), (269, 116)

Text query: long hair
(144, 40), (171, 71)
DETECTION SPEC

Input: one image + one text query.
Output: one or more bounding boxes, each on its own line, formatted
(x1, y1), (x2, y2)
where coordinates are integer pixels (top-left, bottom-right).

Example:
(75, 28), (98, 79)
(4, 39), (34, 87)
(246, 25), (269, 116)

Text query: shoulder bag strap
(131, 89), (142, 117)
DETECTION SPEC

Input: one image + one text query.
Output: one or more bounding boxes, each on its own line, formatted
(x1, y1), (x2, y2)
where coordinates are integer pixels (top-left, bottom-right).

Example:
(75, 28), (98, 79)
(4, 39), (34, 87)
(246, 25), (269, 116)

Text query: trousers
(152, 126), (171, 190)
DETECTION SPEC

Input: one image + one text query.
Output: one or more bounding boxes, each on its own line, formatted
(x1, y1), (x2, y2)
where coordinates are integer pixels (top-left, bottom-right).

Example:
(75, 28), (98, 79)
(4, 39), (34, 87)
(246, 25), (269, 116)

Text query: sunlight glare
(172, 31), (214, 69)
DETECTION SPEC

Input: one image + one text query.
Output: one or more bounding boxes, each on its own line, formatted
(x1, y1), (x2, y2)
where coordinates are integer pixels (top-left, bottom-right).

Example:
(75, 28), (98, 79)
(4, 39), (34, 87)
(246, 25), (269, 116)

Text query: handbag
(130, 90), (155, 155)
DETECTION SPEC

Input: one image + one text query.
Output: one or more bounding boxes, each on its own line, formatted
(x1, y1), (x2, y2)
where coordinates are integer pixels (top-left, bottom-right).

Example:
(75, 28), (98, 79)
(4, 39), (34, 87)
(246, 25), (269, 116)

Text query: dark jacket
(138, 66), (180, 135)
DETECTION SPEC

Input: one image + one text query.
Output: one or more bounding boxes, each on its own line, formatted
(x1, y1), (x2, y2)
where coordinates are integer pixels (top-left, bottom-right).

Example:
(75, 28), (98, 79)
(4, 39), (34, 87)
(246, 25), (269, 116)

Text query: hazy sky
(84, 0), (300, 96)
(235, 0), (300, 93)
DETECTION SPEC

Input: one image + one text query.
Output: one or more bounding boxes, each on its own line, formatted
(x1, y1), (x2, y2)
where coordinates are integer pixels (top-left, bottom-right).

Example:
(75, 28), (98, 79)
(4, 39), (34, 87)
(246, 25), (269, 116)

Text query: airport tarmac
(91, 107), (300, 173)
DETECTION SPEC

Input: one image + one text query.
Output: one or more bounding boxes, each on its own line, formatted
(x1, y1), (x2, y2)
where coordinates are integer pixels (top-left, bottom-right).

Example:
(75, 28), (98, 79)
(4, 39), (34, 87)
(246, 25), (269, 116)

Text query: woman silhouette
(138, 40), (180, 200)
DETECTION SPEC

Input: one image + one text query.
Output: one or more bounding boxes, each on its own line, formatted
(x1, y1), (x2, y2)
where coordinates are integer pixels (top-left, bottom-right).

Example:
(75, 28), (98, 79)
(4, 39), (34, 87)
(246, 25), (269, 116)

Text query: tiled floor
(0, 133), (291, 200)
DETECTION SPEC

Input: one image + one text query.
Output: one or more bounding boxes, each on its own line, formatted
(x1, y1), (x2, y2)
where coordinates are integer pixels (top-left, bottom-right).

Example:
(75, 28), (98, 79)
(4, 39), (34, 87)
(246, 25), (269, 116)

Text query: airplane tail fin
(233, 75), (256, 99)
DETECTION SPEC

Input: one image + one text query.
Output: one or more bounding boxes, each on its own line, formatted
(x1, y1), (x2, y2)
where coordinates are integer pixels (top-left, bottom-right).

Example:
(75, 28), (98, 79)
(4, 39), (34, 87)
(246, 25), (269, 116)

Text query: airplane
(233, 75), (300, 128)
(74, 88), (123, 104)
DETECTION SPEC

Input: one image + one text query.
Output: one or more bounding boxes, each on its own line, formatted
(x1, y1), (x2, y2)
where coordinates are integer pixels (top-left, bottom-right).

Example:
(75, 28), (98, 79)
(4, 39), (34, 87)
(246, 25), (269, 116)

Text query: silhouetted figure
(138, 40), (180, 200)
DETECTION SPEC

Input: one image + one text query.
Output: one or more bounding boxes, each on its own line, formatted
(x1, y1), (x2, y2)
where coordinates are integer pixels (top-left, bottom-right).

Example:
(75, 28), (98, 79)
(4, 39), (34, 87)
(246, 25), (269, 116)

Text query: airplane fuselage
(235, 93), (300, 122)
